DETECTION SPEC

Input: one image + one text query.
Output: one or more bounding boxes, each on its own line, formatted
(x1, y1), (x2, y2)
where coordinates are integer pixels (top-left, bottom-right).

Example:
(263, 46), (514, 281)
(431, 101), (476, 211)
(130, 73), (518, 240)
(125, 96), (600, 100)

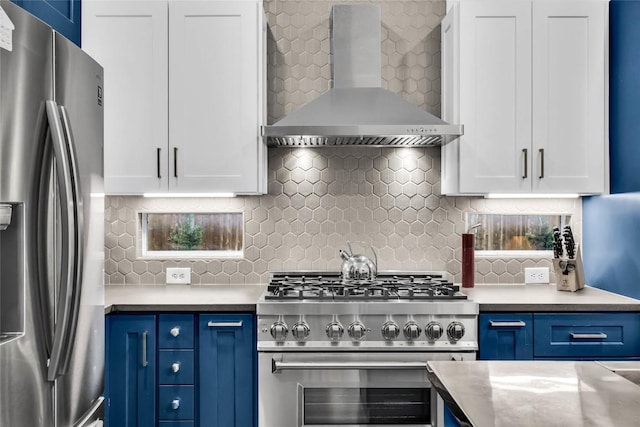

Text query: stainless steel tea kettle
(340, 242), (378, 280)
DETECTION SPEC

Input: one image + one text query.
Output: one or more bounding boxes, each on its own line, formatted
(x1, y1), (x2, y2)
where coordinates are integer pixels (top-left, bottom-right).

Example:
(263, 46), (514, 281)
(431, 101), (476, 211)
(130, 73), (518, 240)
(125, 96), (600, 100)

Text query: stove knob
(348, 321), (367, 341)
(425, 321), (444, 341)
(381, 321), (400, 341)
(447, 321), (465, 342)
(292, 321), (311, 341)
(403, 321), (422, 341)
(326, 321), (344, 341)
(270, 321), (288, 342)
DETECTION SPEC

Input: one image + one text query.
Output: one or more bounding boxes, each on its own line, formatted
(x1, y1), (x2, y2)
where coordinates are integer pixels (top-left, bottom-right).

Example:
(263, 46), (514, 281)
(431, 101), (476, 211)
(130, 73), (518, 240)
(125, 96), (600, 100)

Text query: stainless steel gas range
(257, 272), (479, 427)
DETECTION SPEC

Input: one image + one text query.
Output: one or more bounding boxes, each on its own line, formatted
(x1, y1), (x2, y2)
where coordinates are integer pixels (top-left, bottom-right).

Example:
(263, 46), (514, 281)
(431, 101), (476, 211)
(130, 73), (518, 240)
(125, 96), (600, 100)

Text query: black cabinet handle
(157, 148), (161, 178)
(173, 147), (178, 178)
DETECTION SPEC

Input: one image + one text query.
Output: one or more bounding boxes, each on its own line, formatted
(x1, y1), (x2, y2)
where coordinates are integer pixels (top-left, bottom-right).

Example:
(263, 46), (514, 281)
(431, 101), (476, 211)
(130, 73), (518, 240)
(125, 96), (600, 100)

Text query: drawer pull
(207, 321), (243, 327)
(170, 327), (180, 337)
(489, 321), (526, 328)
(141, 331), (148, 368)
(570, 333), (608, 340)
(171, 362), (180, 373)
(171, 399), (180, 410)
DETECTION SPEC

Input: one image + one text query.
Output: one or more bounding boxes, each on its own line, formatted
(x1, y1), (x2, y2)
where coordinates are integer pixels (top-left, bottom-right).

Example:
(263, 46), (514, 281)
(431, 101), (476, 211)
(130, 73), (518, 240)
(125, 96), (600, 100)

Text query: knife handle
(522, 148), (528, 179)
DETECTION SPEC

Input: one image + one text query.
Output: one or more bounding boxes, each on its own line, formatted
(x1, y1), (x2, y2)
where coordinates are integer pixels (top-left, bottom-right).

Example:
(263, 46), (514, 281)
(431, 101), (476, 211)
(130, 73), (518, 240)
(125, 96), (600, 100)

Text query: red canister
(461, 233), (475, 288)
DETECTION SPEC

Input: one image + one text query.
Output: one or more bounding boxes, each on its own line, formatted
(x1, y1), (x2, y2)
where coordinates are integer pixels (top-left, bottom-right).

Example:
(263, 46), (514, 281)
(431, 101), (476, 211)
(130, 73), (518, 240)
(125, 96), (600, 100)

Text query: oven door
(258, 351), (474, 427)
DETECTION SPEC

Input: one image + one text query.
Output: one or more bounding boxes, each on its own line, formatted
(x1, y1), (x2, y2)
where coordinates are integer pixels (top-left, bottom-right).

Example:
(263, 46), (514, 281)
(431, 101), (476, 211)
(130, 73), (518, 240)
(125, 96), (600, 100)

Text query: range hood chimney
(263, 4), (463, 147)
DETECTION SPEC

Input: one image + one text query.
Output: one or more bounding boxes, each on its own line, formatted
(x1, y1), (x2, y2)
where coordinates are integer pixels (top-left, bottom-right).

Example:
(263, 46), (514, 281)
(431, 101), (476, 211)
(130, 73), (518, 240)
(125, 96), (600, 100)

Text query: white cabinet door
(532, 0), (607, 194)
(169, 0), (266, 194)
(457, 0), (532, 194)
(83, 1), (169, 194)
(441, 0), (607, 196)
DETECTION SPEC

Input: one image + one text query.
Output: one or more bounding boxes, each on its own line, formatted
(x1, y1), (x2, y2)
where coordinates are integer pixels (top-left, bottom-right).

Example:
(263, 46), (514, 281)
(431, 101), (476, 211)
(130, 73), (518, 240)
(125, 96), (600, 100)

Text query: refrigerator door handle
(57, 105), (85, 376)
(45, 100), (84, 381)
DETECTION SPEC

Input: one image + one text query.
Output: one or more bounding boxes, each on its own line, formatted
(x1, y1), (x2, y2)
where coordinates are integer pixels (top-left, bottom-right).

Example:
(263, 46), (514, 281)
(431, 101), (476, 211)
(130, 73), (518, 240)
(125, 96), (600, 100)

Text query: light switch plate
(524, 267), (550, 284)
(166, 267), (191, 285)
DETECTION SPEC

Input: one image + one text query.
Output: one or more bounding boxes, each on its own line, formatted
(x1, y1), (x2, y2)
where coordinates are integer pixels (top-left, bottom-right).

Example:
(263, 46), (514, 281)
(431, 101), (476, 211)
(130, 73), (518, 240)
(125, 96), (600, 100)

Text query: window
(467, 213), (571, 258)
(140, 212), (243, 259)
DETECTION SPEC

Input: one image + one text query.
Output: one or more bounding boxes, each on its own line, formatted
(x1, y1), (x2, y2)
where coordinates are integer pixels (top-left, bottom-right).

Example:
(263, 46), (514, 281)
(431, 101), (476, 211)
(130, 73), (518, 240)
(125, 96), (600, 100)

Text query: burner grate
(265, 273), (467, 301)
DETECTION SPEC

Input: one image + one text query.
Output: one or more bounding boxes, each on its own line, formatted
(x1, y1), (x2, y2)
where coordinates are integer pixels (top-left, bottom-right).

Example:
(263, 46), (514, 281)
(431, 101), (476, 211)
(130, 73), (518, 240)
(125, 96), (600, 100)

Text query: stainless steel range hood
(263, 4), (463, 147)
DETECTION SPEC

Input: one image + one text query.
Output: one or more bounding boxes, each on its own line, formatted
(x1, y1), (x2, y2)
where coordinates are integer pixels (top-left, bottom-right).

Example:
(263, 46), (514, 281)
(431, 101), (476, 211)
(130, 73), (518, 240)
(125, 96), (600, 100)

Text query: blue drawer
(158, 315), (195, 349)
(534, 313), (640, 358)
(158, 385), (195, 421)
(158, 350), (195, 385)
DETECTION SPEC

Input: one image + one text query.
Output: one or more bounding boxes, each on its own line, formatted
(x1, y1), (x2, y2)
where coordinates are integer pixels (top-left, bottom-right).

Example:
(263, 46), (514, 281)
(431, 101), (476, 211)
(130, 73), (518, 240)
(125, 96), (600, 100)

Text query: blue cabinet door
(11, 0), (81, 46)
(199, 314), (256, 427)
(479, 313), (534, 360)
(106, 314), (157, 427)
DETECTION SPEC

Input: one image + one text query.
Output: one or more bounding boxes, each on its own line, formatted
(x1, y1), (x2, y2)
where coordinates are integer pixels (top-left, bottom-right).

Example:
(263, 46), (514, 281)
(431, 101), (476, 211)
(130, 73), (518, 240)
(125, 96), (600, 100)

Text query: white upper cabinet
(441, 0), (608, 195)
(83, 0), (266, 195)
(83, 1), (169, 193)
(532, 0), (606, 194)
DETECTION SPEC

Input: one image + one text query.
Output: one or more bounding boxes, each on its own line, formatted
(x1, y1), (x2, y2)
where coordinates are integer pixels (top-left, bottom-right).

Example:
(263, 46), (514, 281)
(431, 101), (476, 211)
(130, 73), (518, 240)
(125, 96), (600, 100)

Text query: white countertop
(463, 284), (640, 311)
(104, 283), (640, 313)
(104, 284), (267, 313)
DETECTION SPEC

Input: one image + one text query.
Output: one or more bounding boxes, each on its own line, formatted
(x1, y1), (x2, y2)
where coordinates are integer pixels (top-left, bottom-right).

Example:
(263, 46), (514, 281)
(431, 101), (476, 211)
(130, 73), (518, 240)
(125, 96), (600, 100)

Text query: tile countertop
(463, 284), (640, 312)
(426, 360), (640, 427)
(104, 283), (640, 313)
(104, 284), (267, 314)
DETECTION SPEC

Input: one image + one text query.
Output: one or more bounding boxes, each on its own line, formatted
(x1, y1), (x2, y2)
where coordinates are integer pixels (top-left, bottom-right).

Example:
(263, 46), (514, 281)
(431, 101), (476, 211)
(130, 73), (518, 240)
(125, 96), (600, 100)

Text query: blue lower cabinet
(11, 0), (81, 46)
(534, 313), (640, 359)
(106, 314), (157, 427)
(444, 403), (461, 427)
(106, 312), (257, 427)
(479, 312), (640, 361)
(199, 314), (256, 427)
(479, 313), (534, 360)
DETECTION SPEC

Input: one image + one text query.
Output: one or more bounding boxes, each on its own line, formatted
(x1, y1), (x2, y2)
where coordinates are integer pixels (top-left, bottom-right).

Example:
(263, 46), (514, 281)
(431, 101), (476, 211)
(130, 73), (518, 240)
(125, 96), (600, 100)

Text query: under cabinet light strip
(485, 193), (580, 199)
(142, 193), (235, 198)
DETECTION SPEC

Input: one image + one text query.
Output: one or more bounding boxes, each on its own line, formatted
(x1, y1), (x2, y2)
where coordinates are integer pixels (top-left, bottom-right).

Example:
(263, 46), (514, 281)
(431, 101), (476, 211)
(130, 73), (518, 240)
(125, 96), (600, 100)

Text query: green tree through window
(168, 214), (204, 250)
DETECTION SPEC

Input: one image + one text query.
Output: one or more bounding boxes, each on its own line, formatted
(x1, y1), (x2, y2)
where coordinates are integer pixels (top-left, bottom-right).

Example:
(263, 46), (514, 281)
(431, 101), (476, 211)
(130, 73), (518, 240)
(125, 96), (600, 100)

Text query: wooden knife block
(553, 245), (586, 292)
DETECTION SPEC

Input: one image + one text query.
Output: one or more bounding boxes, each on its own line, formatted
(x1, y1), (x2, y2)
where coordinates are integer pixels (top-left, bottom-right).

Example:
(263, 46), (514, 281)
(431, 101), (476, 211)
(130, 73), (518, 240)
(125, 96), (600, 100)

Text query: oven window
(304, 388), (430, 425)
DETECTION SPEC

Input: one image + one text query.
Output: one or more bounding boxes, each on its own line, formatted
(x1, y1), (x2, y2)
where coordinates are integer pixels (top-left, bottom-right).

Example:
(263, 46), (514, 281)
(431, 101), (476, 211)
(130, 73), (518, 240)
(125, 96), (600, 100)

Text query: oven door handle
(272, 360), (430, 373)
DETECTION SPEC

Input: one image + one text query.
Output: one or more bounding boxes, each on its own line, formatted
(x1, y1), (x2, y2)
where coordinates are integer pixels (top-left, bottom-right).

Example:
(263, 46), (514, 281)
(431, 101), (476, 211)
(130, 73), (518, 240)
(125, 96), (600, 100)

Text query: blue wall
(583, 194), (640, 299)
(609, 0), (640, 193)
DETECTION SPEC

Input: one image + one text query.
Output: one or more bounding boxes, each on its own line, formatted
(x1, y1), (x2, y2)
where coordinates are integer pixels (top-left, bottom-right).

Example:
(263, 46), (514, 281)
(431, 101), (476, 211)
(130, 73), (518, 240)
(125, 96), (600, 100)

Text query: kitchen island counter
(465, 284), (640, 312)
(105, 284), (267, 313)
(427, 360), (640, 427)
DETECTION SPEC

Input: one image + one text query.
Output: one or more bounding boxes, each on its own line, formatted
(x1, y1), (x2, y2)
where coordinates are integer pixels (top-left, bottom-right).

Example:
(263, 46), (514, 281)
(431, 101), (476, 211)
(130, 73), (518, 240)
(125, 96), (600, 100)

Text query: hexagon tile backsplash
(104, 0), (582, 285)
(105, 147), (582, 285)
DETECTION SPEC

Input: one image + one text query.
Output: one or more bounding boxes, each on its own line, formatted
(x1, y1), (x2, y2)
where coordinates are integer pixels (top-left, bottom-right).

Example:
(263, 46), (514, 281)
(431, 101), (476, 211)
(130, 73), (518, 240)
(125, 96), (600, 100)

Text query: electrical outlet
(166, 267), (191, 285)
(524, 267), (550, 284)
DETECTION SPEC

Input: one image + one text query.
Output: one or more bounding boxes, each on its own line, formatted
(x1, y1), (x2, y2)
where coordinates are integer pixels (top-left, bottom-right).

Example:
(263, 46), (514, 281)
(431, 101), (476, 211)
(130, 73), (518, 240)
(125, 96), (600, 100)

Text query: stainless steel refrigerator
(0, 1), (104, 426)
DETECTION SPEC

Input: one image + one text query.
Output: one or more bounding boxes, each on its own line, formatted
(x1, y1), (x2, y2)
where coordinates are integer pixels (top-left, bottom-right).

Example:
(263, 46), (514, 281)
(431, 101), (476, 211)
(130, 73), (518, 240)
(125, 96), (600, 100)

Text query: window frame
(138, 211), (244, 260)
(467, 212), (572, 259)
